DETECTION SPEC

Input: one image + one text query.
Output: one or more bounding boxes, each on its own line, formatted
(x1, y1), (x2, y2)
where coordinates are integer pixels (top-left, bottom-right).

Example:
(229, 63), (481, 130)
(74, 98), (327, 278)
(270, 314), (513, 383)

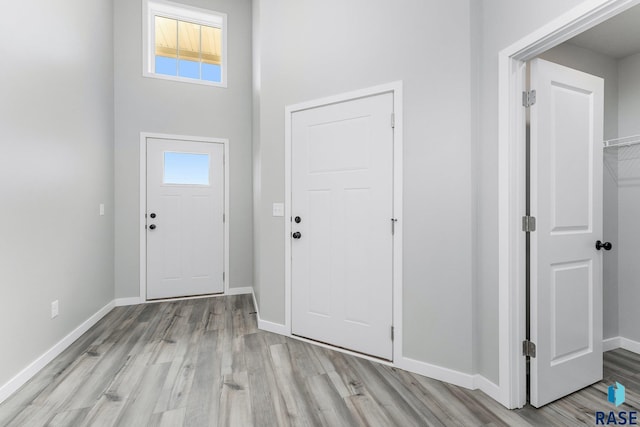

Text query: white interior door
(146, 138), (224, 299)
(291, 92), (394, 360)
(529, 58), (604, 407)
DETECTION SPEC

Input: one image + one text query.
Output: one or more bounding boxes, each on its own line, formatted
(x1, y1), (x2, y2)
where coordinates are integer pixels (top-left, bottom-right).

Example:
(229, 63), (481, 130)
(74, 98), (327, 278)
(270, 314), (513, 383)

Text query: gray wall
(476, 0), (590, 383)
(539, 43), (620, 340)
(253, 0), (475, 374)
(0, 0), (114, 386)
(114, 0), (254, 298)
(617, 52), (640, 343)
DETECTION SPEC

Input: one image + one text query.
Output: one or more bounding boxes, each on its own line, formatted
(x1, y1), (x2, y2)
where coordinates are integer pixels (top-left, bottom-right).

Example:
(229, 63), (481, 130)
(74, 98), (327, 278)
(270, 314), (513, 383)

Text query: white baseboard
(603, 336), (622, 352)
(116, 287), (252, 306)
(226, 286), (253, 296)
(250, 288), (289, 335)
(114, 297), (142, 307)
(602, 336), (640, 355)
(250, 287), (258, 312)
(473, 374), (502, 402)
(257, 318), (290, 335)
(396, 356), (475, 389)
(0, 300), (115, 404)
(620, 337), (640, 354)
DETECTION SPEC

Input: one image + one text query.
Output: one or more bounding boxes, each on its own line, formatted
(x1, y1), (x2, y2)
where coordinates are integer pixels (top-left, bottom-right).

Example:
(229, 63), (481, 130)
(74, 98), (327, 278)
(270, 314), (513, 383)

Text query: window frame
(142, 0), (227, 88)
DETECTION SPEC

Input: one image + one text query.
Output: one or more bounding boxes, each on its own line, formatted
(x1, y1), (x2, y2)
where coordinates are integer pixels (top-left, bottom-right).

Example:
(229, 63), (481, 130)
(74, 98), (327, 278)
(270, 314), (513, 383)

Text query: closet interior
(539, 9), (640, 354)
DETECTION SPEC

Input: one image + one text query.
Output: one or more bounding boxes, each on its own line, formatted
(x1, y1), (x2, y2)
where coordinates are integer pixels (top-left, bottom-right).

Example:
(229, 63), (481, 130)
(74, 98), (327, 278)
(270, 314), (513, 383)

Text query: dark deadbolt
(595, 240), (612, 251)
(294, 216), (302, 223)
(292, 231), (301, 239)
(150, 213), (157, 218)
(149, 224), (156, 230)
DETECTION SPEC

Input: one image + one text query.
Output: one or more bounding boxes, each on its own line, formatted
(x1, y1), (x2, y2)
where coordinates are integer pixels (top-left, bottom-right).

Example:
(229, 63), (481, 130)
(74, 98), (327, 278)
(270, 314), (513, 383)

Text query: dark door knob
(292, 231), (301, 239)
(595, 240), (612, 251)
(150, 213), (156, 218)
(294, 216), (302, 223)
(149, 224), (156, 230)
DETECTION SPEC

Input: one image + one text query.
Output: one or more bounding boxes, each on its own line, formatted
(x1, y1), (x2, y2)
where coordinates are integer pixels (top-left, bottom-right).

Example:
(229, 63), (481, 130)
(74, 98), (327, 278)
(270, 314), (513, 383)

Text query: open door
(529, 58), (604, 407)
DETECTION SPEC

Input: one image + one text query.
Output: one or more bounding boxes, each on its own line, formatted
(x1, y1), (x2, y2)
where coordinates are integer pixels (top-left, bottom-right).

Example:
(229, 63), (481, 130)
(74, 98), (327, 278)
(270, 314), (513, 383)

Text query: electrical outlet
(51, 300), (59, 319)
(99, 203), (105, 216)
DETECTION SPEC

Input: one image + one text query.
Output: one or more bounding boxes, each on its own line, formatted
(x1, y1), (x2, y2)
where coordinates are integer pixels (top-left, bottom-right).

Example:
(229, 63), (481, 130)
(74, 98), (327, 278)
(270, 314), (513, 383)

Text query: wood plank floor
(0, 295), (638, 426)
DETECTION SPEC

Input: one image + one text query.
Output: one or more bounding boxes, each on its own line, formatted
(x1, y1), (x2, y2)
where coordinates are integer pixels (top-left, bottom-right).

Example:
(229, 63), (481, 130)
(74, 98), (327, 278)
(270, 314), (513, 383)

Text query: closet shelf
(604, 134), (640, 148)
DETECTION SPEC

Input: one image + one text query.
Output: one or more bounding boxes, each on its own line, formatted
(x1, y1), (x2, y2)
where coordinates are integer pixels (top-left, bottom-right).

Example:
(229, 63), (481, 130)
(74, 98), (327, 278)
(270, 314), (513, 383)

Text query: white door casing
(146, 138), (225, 300)
(529, 58), (604, 407)
(290, 92), (395, 360)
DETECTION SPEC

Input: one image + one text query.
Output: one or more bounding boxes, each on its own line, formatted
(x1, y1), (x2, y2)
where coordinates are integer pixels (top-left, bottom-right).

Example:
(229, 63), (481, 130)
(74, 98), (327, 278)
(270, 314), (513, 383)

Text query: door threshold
(291, 333), (393, 364)
(145, 292), (225, 304)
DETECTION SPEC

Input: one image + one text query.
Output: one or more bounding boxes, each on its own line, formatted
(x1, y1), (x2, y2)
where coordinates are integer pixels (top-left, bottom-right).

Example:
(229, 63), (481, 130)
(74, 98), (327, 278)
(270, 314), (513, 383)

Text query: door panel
(530, 58), (604, 407)
(291, 92), (394, 360)
(147, 138), (224, 299)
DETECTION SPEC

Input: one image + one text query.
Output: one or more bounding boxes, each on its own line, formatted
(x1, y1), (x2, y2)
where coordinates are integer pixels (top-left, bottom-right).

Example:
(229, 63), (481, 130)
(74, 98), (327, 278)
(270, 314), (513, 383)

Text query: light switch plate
(272, 203), (284, 217)
(51, 300), (59, 319)
(99, 204), (105, 216)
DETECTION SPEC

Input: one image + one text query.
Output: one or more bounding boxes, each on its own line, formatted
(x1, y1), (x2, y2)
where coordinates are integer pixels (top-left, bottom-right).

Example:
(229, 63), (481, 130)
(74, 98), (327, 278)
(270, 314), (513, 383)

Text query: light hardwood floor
(0, 295), (638, 426)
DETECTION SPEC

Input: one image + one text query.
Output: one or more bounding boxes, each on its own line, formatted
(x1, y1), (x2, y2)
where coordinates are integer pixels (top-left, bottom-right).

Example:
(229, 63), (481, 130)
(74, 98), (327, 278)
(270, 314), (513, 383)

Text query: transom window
(143, 0), (227, 87)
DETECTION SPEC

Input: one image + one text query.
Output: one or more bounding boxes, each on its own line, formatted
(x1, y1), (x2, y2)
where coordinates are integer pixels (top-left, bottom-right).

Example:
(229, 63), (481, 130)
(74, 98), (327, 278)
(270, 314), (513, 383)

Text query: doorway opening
(498, 0), (640, 409)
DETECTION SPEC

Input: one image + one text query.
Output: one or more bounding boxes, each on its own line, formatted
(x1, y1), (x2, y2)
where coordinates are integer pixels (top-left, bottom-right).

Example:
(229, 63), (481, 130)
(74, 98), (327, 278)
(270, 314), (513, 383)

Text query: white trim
(497, 54), (528, 409)
(284, 95), (292, 340)
(114, 297), (143, 307)
(497, 0), (640, 409)
(223, 141), (230, 296)
(396, 357), (475, 389)
(225, 286), (253, 296)
(251, 287), (289, 335)
(603, 336), (622, 352)
(143, 293), (223, 304)
(474, 375), (503, 403)
(251, 286), (258, 310)
(142, 0), (228, 88)
(139, 132), (230, 302)
(257, 318), (289, 336)
(283, 81), (404, 362)
(0, 301), (114, 404)
(392, 85), (404, 363)
(602, 336), (640, 354)
(620, 337), (640, 354)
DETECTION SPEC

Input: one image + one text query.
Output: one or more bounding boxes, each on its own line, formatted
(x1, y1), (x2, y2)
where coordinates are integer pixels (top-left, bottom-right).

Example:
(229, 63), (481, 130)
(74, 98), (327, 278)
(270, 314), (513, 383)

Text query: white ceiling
(568, 4), (640, 59)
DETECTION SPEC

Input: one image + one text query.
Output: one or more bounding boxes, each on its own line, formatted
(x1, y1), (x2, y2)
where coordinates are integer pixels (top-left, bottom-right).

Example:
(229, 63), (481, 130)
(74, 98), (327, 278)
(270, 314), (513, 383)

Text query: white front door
(291, 92), (394, 360)
(529, 58), (604, 407)
(146, 138), (225, 299)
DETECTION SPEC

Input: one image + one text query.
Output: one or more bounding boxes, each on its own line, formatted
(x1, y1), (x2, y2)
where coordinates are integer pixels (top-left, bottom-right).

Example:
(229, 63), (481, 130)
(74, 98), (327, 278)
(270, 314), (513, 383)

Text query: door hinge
(391, 218), (398, 235)
(523, 90), (536, 107)
(391, 326), (394, 341)
(522, 215), (536, 232)
(223, 272), (225, 282)
(391, 113), (395, 129)
(223, 213), (225, 223)
(523, 340), (536, 358)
